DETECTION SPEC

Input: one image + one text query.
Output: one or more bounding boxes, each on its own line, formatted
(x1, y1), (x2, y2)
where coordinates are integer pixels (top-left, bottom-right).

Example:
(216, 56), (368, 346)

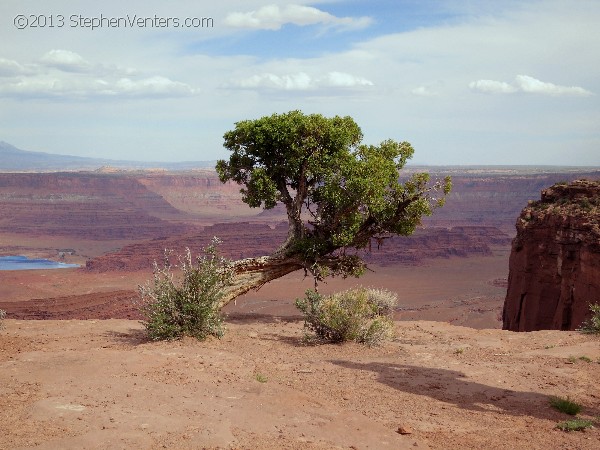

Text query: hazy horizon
(3, 139), (600, 170)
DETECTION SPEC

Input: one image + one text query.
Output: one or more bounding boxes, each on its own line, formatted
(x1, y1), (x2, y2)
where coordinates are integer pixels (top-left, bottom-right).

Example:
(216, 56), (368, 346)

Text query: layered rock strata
(0, 172), (192, 239)
(85, 223), (510, 272)
(503, 180), (600, 331)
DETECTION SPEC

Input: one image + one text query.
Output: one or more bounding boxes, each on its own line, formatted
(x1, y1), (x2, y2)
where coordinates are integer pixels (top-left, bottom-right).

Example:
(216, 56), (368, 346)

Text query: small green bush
(138, 238), (232, 341)
(549, 396), (582, 416)
(578, 198), (593, 211)
(0, 309), (5, 330)
(295, 287), (397, 346)
(577, 303), (600, 334)
(555, 419), (594, 432)
(255, 373), (268, 383)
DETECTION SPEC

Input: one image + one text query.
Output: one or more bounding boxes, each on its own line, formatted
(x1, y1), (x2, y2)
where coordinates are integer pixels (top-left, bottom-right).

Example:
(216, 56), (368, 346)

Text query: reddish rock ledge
(503, 179), (600, 331)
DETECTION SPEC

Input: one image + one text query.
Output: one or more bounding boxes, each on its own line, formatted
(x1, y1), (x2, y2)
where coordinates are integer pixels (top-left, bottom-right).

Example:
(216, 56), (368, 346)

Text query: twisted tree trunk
(219, 255), (305, 308)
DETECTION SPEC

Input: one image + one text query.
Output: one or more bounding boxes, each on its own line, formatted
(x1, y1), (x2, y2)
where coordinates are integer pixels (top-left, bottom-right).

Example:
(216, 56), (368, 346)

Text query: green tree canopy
(216, 110), (451, 292)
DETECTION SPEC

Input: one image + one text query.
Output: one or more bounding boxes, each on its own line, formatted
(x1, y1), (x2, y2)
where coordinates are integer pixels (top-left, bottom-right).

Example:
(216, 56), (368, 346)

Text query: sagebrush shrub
(295, 287), (397, 345)
(577, 303), (600, 335)
(138, 238), (232, 341)
(0, 309), (5, 330)
(366, 288), (398, 316)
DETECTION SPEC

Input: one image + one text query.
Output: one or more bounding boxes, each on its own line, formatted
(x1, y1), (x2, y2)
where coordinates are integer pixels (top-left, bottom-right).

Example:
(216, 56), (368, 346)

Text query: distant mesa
(95, 166), (124, 173)
(503, 179), (600, 331)
(0, 140), (215, 171)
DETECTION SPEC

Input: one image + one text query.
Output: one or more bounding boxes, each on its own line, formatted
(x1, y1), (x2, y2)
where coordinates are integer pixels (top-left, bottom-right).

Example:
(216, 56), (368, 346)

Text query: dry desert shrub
(138, 238), (232, 341)
(577, 303), (600, 335)
(366, 288), (398, 316)
(295, 287), (397, 346)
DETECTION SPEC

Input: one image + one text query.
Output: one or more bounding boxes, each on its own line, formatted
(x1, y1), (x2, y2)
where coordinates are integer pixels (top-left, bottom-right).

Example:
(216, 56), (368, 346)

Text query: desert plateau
(1, 166), (600, 449)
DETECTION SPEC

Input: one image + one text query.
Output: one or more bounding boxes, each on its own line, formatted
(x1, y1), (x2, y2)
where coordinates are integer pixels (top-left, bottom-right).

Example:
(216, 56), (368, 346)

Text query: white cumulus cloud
(469, 75), (592, 96)
(468, 79), (517, 94)
(0, 77), (68, 96)
(411, 86), (438, 97)
(0, 58), (31, 77)
(229, 71), (373, 91)
(321, 72), (373, 88)
(40, 50), (92, 73)
(235, 72), (312, 90)
(0, 52), (197, 99)
(514, 75), (593, 96)
(0, 75), (196, 98)
(224, 4), (372, 30)
(112, 76), (196, 96)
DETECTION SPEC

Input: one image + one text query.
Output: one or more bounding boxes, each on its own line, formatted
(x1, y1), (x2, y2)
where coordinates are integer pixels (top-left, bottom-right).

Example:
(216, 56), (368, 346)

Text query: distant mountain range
(0, 141), (216, 171)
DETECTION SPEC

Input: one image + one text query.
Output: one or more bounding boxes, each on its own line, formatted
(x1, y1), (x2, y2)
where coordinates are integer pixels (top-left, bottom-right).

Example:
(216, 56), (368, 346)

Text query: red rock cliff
(503, 180), (600, 331)
(0, 172), (192, 239)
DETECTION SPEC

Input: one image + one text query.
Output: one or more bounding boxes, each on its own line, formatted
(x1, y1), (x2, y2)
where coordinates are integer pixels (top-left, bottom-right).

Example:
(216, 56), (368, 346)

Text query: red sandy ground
(1, 319), (599, 449)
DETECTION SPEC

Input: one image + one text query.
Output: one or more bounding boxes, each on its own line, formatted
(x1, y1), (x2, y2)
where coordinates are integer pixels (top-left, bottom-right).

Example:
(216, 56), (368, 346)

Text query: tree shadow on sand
(329, 360), (600, 421)
(225, 312), (302, 325)
(104, 329), (149, 346)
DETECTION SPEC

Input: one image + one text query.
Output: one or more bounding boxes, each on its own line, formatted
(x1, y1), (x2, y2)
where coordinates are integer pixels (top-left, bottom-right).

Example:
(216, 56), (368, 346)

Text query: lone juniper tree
(216, 110), (451, 307)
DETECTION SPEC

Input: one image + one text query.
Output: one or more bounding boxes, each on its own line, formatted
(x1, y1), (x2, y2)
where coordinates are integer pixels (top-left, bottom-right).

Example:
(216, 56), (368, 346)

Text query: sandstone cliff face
(0, 173), (192, 239)
(423, 171), (600, 233)
(503, 180), (600, 331)
(137, 172), (252, 218)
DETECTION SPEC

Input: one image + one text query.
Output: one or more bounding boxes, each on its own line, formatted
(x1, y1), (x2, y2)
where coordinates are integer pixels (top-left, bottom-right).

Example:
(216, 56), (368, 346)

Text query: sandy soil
(1, 318), (599, 450)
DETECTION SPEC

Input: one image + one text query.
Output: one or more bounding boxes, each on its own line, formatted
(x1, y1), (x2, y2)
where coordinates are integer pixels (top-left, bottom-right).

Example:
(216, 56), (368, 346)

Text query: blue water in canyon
(0, 255), (79, 271)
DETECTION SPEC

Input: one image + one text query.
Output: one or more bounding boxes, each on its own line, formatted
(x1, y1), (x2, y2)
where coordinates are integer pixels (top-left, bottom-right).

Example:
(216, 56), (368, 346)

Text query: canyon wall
(503, 180), (600, 331)
(257, 170), (600, 233)
(423, 170), (600, 233)
(1, 169), (598, 260)
(85, 223), (510, 272)
(0, 172), (192, 239)
(2, 170), (598, 243)
(137, 171), (253, 219)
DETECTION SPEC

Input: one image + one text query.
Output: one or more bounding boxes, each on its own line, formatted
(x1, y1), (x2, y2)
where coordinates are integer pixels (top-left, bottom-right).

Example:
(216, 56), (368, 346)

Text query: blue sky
(0, 0), (598, 165)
